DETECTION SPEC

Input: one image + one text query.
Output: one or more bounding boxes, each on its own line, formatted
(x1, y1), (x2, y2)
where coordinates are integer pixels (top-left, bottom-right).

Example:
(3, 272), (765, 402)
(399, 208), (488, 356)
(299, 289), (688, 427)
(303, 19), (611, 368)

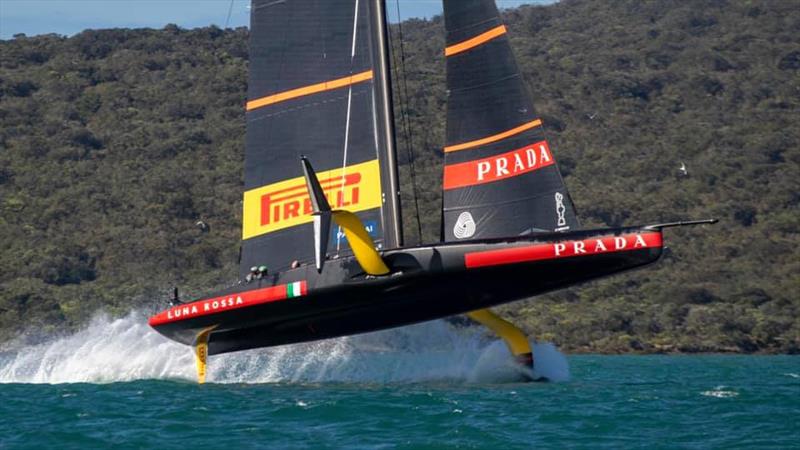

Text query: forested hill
(1, 0), (797, 353)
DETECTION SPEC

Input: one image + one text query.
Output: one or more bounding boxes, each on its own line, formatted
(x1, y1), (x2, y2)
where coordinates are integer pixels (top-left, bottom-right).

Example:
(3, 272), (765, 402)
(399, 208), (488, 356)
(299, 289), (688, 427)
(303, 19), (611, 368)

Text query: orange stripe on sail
(246, 70), (373, 111)
(444, 119), (542, 153)
(444, 25), (507, 57)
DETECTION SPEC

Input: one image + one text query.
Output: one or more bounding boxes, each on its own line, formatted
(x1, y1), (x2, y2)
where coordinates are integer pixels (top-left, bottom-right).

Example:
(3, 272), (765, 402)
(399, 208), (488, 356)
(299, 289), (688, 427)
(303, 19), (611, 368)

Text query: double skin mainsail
(241, 0), (401, 276)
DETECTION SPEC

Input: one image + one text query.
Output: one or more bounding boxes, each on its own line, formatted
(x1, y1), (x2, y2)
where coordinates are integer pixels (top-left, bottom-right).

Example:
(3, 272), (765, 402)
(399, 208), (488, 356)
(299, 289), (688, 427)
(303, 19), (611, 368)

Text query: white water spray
(0, 310), (569, 384)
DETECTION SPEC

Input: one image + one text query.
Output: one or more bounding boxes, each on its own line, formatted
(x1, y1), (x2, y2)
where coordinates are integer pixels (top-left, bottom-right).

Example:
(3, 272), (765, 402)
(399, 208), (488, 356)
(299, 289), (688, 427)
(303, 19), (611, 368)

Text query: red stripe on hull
(149, 281), (308, 326)
(464, 232), (662, 269)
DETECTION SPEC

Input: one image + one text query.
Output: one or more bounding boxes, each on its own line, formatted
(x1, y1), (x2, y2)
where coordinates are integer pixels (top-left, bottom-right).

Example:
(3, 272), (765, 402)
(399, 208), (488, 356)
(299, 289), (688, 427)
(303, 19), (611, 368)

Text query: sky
(0, 0), (553, 40)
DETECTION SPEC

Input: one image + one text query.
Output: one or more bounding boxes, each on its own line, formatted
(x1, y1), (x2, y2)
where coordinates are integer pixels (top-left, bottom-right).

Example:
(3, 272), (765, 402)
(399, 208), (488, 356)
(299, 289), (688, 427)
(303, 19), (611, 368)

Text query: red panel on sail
(443, 140), (555, 190)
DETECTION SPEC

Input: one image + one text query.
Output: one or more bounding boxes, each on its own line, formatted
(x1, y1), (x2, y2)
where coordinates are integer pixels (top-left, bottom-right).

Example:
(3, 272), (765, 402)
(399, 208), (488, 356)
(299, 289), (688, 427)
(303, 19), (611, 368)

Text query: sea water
(0, 312), (797, 449)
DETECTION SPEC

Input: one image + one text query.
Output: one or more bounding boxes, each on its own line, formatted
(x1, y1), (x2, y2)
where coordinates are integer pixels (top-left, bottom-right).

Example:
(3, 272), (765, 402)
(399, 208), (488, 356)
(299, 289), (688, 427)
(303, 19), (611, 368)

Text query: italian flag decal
(287, 281), (306, 298)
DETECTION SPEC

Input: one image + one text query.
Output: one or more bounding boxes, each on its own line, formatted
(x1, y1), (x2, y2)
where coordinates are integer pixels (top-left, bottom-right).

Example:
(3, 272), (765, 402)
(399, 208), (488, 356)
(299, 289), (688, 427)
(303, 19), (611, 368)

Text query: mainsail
(441, 0), (580, 241)
(241, 0), (401, 276)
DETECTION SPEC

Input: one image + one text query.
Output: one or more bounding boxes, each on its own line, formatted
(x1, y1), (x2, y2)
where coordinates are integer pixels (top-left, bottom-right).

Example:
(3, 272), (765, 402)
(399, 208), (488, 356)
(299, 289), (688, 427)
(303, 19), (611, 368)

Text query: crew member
(245, 265), (269, 282)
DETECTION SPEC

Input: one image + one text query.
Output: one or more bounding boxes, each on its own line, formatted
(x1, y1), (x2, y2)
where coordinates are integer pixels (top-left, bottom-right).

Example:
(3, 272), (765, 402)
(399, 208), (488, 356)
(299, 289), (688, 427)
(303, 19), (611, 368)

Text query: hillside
(0, 0), (798, 353)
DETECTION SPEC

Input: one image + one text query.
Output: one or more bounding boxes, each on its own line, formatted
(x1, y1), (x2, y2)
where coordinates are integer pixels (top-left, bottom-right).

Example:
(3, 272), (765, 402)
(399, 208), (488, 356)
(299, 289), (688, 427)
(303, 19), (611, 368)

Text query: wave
(0, 310), (569, 384)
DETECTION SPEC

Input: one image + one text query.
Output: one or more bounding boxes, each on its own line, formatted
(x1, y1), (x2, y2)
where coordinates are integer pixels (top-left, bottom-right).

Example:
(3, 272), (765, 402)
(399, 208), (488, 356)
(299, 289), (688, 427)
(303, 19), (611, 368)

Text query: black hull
(149, 226), (663, 355)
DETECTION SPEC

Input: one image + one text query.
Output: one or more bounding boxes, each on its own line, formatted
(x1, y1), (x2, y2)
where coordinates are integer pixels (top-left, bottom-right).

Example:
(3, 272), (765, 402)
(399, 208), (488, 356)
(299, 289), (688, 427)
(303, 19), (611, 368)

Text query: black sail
(241, 0), (401, 276)
(441, 0), (579, 242)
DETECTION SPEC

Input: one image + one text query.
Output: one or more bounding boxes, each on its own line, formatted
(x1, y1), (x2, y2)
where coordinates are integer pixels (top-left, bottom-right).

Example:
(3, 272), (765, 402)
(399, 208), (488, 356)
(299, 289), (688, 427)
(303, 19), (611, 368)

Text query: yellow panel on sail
(242, 159), (382, 240)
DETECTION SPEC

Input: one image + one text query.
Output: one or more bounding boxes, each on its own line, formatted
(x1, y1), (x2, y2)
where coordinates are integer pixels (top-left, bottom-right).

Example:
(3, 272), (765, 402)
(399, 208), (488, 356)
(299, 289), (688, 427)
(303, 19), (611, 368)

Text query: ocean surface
(0, 312), (797, 449)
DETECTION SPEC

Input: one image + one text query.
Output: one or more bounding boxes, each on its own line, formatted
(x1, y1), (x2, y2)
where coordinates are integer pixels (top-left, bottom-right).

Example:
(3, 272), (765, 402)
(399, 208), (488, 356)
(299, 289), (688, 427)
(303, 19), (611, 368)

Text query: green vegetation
(1, 0), (797, 353)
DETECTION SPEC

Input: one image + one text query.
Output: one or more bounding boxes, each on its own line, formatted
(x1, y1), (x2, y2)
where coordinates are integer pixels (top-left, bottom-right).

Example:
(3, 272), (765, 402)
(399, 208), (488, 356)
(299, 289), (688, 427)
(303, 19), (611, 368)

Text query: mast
(368, 0), (403, 248)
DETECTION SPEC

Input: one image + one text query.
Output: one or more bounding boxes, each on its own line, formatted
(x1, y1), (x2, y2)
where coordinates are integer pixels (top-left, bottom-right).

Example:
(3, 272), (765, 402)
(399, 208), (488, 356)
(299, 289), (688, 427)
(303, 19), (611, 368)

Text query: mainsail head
(240, 0), (401, 276)
(441, 0), (580, 241)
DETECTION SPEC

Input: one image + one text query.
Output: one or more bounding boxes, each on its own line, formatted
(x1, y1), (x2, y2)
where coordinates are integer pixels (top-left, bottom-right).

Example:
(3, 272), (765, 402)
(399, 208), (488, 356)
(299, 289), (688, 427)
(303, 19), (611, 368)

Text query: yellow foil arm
(467, 308), (532, 357)
(193, 326), (217, 384)
(332, 210), (390, 276)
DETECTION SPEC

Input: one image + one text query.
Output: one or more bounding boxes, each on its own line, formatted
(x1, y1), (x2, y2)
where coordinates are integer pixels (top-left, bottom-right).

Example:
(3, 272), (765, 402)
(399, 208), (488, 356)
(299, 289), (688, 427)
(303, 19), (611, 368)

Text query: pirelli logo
(242, 159), (382, 240)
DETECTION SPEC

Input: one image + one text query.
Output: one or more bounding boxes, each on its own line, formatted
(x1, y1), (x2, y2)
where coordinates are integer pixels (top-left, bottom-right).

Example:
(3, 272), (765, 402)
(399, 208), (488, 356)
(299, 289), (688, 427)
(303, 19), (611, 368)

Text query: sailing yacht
(149, 0), (713, 383)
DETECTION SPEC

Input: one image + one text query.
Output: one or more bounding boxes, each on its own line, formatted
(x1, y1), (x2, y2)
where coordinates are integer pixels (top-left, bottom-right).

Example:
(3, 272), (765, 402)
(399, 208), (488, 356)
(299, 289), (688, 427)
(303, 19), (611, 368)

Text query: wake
(0, 310), (569, 384)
